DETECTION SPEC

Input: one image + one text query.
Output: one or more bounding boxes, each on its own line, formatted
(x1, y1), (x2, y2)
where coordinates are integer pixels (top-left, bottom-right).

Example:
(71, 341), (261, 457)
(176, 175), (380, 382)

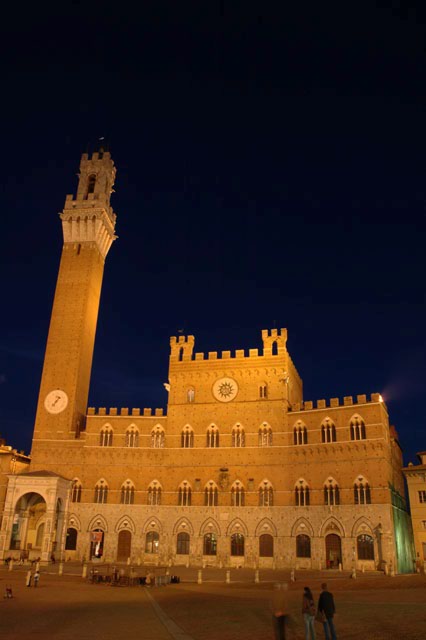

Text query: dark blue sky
(1, 3), (425, 463)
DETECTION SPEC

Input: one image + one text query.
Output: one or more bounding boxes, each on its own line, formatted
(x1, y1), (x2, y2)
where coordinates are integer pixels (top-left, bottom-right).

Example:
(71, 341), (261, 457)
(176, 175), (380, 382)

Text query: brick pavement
(1, 565), (426, 640)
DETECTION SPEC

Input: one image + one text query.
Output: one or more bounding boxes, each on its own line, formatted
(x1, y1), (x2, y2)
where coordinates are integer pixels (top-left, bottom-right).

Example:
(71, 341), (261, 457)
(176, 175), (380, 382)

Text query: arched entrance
(11, 493), (46, 554)
(325, 534), (342, 568)
(117, 530), (132, 562)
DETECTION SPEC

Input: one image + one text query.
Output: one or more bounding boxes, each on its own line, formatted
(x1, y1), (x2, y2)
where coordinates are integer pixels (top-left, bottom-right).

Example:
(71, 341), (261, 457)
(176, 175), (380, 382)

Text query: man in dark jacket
(318, 583), (337, 640)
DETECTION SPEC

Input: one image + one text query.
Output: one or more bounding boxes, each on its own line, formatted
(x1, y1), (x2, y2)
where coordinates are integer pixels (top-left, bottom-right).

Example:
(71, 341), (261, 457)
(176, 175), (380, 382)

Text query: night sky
(0, 4), (425, 464)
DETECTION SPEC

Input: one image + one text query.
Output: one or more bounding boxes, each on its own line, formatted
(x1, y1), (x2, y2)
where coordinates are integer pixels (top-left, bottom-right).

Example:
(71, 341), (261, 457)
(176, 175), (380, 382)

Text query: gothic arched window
(354, 477), (371, 505)
(120, 481), (135, 505)
(259, 481), (274, 506)
(293, 422), (308, 445)
(324, 478), (340, 506)
(232, 424), (245, 447)
(148, 481), (162, 506)
(231, 532), (245, 556)
(181, 426), (194, 448)
(204, 481), (218, 507)
(151, 426), (165, 448)
(350, 416), (366, 441)
(94, 480), (108, 504)
(295, 480), (310, 506)
(321, 418), (336, 443)
(178, 482), (192, 506)
(176, 531), (190, 555)
(296, 534), (311, 558)
(258, 424), (273, 446)
(99, 427), (113, 447)
(357, 534), (374, 560)
(206, 425), (219, 448)
(71, 479), (82, 503)
(231, 481), (245, 506)
(125, 426), (139, 448)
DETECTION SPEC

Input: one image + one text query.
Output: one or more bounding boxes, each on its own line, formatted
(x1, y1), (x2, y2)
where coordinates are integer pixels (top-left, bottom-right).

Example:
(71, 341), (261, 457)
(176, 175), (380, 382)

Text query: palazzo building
(403, 453), (426, 570)
(0, 149), (415, 572)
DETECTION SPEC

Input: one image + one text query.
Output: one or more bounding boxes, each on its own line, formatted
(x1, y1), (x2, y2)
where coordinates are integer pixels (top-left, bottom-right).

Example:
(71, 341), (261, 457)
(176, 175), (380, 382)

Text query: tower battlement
(290, 392), (384, 412)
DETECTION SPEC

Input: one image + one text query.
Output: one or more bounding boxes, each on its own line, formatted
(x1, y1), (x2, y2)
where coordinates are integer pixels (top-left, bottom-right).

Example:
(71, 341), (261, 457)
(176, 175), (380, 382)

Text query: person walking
(33, 570), (40, 587)
(317, 583), (337, 640)
(271, 582), (289, 640)
(302, 586), (316, 640)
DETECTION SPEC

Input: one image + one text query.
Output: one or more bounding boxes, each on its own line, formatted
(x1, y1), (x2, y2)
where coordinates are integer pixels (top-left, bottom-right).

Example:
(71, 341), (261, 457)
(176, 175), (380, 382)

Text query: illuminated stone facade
(403, 453), (426, 570)
(0, 151), (414, 572)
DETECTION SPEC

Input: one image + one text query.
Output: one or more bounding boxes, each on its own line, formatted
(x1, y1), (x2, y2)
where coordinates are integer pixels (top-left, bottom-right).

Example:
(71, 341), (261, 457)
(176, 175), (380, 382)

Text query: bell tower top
(60, 148), (117, 259)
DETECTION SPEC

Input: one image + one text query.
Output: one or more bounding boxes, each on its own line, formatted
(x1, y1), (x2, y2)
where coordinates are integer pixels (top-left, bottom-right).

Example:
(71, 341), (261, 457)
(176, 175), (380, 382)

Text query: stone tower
(31, 148), (117, 462)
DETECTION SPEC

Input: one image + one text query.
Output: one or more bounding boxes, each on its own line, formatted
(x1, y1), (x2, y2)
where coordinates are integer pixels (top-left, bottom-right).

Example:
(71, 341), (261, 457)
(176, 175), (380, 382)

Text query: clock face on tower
(212, 377), (238, 402)
(44, 389), (69, 414)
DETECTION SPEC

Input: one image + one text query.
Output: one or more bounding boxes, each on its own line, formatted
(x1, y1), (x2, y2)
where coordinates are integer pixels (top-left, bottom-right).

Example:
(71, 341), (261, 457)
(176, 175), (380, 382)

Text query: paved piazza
(1, 565), (425, 640)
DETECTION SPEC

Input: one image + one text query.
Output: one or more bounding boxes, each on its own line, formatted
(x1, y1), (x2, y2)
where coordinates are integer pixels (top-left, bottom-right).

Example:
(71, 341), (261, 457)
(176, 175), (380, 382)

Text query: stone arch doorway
(117, 530), (132, 562)
(11, 493), (46, 554)
(325, 533), (342, 569)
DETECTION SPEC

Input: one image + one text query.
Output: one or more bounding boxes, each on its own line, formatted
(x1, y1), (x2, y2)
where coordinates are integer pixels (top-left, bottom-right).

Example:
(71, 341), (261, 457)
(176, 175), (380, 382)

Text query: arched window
(206, 425), (219, 448)
(148, 481), (162, 506)
(187, 387), (195, 403)
(354, 478), (371, 504)
(258, 424), (273, 446)
(259, 533), (273, 557)
(324, 478), (340, 506)
(259, 383), (268, 399)
(321, 418), (336, 443)
(295, 480), (310, 506)
(203, 532), (217, 555)
(71, 480), (82, 503)
(65, 527), (78, 551)
(350, 416), (366, 441)
(259, 481), (274, 506)
(151, 426), (165, 448)
(357, 534), (374, 560)
(176, 531), (190, 555)
(204, 481), (218, 507)
(178, 482), (192, 506)
(293, 422), (308, 445)
(125, 426), (139, 448)
(94, 480), (108, 504)
(231, 481), (245, 506)
(145, 531), (159, 554)
(120, 481), (135, 505)
(86, 174), (96, 196)
(231, 532), (245, 556)
(181, 426), (194, 448)
(296, 534), (311, 557)
(232, 424), (245, 447)
(99, 427), (113, 447)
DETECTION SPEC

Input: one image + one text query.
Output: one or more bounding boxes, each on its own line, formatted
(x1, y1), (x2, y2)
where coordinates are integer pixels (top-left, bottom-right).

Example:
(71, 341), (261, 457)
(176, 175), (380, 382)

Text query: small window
(145, 531), (159, 554)
(259, 481), (273, 506)
(100, 428), (113, 447)
(203, 532), (217, 555)
(187, 388), (195, 403)
(354, 480), (371, 505)
(206, 426), (219, 447)
(181, 426), (194, 448)
(259, 533), (273, 557)
(231, 482), (245, 507)
(232, 425), (245, 447)
(324, 480), (340, 506)
(71, 481), (82, 503)
(126, 428), (139, 448)
(178, 483), (192, 506)
(94, 481), (108, 504)
(151, 427), (165, 448)
(120, 483), (135, 505)
(86, 174), (96, 197)
(357, 534), (374, 560)
(177, 531), (190, 555)
(204, 482), (218, 507)
(321, 419), (336, 443)
(259, 384), (268, 399)
(294, 423), (307, 445)
(148, 482), (161, 506)
(231, 533), (245, 556)
(350, 416), (366, 440)
(419, 491), (426, 504)
(65, 527), (78, 551)
(259, 425), (272, 446)
(296, 534), (311, 558)
(295, 481), (310, 506)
